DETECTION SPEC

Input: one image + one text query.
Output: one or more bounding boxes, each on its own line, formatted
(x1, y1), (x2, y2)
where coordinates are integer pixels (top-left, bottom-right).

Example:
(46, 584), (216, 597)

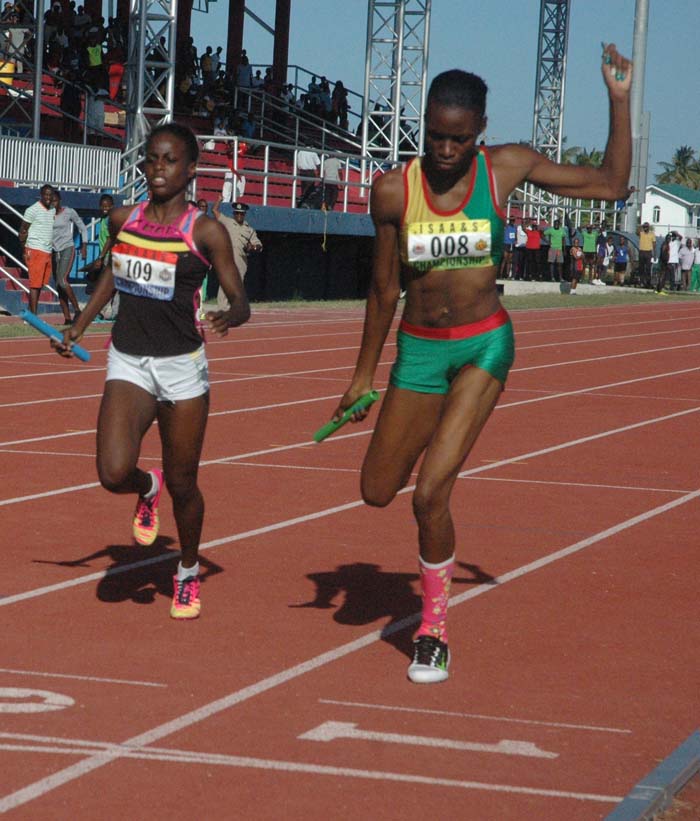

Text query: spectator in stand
(236, 50), (252, 101)
(321, 154), (343, 211)
(636, 221), (655, 288)
(613, 236), (629, 286)
(679, 237), (694, 291)
(524, 220), (541, 281)
(568, 237), (583, 294)
(51, 190), (87, 325)
(668, 231), (682, 290)
(544, 219), (565, 282)
(106, 34), (125, 101)
(17, 184), (56, 315)
(221, 142), (246, 204)
(210, 45), (222, 77)
(251, 68), (264, 89)
(85, 84), (108, 146)
(176, 71), (196, 113)
(59, 66), (82, 142)
(691, 240), (700, 293)
(331, 80), (349, 129)
(500, 217), (517, 279)
(513, 219), (527, 280)
(81, 27), (107, 91)
(200, 46), (214, 88)
(581, 223), (597, 282)
(318, 76), (332, 120)
(263, 66), (277, 96)
(184, 36), (198, 78)
(296, 147), (320, 207)
(71, 5), (92, 42)
(593, 234), (610, 285)
(280, 82), (295, 110)
(2, 9), (31, 80)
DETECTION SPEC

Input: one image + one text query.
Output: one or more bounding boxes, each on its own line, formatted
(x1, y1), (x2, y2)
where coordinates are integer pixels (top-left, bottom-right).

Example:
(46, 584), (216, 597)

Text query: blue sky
(191, 0), (698, 179)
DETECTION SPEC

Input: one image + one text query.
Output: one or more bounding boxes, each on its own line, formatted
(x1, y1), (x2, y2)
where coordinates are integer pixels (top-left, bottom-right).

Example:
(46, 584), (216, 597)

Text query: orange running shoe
(170, 573), (201, 619)
(132, 468), (163, 546)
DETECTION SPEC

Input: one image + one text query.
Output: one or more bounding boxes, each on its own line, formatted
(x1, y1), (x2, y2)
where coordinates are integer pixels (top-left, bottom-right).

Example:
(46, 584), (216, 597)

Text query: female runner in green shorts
(331, 44), (633, 684)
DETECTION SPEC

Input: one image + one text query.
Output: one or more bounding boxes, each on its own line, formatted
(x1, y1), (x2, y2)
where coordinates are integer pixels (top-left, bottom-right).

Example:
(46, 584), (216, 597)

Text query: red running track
(0, 301), (699, 820)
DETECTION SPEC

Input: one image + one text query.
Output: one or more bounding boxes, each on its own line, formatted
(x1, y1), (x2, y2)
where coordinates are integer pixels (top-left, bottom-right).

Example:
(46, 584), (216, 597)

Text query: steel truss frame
(361, 0), (431, 163)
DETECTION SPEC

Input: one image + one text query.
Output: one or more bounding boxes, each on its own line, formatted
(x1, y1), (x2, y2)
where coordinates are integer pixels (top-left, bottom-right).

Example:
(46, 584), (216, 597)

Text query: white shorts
(106, 344), (209, 403)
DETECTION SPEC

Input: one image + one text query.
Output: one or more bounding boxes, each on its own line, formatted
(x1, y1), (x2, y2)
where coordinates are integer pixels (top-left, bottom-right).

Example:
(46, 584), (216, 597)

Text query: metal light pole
(623, 0), (650, 232)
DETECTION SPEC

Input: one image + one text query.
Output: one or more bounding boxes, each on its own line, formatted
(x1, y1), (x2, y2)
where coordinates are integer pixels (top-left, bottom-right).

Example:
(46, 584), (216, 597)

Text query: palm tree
(560, 136), (583, 165)
(656, 145), (700, 188)
(574, 147), (603, 167)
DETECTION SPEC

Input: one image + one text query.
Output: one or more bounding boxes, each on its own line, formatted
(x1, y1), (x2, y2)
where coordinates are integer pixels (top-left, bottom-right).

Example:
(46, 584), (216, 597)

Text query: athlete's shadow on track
(290, 561), (496, 659)
(33, 537), (223, 606)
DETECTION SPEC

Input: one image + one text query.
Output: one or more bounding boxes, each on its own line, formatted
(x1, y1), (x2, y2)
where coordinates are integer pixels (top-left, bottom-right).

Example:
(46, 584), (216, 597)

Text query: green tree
(574, 147), (603, 167)
(656, 145), (700, 188)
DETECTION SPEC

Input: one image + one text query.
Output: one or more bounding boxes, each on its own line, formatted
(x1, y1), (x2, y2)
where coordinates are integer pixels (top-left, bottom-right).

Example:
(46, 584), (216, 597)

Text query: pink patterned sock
(415, 554), (455, 644)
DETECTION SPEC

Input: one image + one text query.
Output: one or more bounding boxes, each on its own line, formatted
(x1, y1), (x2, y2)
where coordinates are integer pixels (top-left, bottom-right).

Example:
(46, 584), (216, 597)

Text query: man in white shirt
(18, 184), (55, 314)
(668, 232), (682, 290)
(296, 148), (320, 207)
(321, 155), (343, 211)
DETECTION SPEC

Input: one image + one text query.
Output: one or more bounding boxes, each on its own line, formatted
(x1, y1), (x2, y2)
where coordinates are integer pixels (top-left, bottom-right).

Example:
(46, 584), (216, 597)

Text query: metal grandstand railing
(191, 133), (395, 214)
(0, 136), (122, 191)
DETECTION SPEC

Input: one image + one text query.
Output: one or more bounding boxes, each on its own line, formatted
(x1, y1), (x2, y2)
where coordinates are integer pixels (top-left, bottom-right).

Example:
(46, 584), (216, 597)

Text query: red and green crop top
(399, 147), (506, 272)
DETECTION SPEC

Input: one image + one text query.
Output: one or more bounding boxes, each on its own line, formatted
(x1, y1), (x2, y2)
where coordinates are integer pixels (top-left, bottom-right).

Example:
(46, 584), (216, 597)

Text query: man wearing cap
(637, 221), (656, 288)
(212, 196), (262, 309)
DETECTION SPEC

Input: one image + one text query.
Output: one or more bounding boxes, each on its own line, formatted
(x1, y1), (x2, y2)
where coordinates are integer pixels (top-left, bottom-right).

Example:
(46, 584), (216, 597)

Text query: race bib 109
(406, 218), (492, 271)
(111, 243), (177, 301)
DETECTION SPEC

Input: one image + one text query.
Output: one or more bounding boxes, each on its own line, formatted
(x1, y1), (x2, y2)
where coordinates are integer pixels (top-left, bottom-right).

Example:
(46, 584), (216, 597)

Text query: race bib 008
(406, 218), (492, 271)
(112, 243), (177, 301)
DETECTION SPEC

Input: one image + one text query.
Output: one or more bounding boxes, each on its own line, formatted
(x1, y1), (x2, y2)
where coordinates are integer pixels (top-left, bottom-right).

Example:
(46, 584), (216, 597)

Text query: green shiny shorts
(390, 307), (515, 394)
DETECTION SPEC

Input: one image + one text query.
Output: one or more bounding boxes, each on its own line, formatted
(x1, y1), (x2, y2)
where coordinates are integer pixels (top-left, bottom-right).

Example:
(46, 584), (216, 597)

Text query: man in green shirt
(581, 224), (598, 282)
(544, 219), (566, 281)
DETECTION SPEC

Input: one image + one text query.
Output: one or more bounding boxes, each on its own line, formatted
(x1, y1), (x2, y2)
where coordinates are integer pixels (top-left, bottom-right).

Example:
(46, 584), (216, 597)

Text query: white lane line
(0, 393), (102, 409)
(1, 392), (700, 514)
(1, 357), (698, 452)
(0, 734), (623, 805)
(462, 476), (690, 494)
(317, 700), (631, 734)
(0, 482), (100, 508)
(299, 721), (558, 759)
(0, 366), (105, 381)
(1, 490), (693, 811)
(518, 328), (700, 351)
(0, 669), (166, 688)
(3, 406), (700, 598)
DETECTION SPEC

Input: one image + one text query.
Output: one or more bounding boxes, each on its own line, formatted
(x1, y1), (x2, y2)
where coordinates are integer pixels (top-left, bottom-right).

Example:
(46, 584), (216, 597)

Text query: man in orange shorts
(18, 184), (55, 313)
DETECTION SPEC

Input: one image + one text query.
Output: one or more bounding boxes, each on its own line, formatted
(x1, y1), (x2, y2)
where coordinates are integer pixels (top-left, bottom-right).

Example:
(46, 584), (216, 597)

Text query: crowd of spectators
(500, 217), (700, 293)
(1, 0), (128, 142)
(175, 43), (353, 145)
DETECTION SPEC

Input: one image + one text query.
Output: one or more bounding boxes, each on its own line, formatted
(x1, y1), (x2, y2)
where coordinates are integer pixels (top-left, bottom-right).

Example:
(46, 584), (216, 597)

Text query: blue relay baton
(313, 390), (379, 443)
(20, 309), (91, 362)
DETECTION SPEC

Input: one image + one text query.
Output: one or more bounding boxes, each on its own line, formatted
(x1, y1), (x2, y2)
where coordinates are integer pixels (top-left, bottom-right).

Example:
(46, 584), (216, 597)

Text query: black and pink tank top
(110, 202), (210, 357)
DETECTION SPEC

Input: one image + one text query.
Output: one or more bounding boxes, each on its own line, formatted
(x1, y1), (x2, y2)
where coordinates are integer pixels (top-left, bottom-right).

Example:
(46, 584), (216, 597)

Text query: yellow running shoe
(170, 574), (201, 619)
(132, 468), (163, 546)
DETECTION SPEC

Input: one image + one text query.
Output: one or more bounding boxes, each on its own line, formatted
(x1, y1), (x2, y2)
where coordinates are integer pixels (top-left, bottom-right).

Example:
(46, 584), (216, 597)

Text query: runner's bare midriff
(401, 263), (501, 327)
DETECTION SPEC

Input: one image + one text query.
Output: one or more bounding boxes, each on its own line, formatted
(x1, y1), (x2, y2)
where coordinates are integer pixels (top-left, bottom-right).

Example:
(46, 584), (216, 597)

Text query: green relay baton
(313, 390), (380, 443)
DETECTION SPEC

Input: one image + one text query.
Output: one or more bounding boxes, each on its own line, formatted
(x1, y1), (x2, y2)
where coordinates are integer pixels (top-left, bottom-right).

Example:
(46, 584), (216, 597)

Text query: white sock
(143, 471), (159, 500)
(177, 561), (199, 581)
